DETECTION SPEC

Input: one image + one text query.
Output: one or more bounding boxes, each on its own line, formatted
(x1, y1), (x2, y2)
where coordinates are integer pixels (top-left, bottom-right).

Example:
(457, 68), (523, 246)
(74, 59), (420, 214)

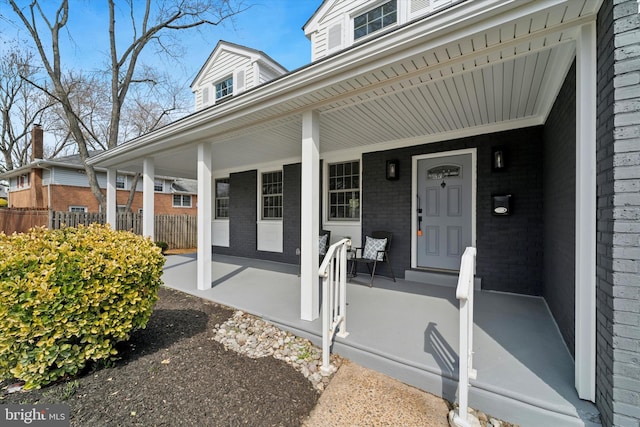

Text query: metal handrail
(453, 246), (478, 427)
(318, 238), (351, 374)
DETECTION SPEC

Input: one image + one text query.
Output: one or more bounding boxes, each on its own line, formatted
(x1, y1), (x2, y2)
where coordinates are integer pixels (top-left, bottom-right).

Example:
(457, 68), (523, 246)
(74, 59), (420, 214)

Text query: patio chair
(351, 231), (396, 287)
(298, 230), (331, 276)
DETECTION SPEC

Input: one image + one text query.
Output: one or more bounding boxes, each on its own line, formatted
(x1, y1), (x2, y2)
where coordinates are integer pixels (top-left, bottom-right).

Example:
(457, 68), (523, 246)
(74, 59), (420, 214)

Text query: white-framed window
(261, 171), (283, 220)
(154, 179), (163, 192)
(116, 174), (126, 189)
(69, 206), (87, 213)
(353, 0), (397, 41)
(328, 160), (360, 221)
(215, 76), (233, 100)
(215, 178), (230, 219)
(17, 174), (30, 189)
(173, 194), (192, 208)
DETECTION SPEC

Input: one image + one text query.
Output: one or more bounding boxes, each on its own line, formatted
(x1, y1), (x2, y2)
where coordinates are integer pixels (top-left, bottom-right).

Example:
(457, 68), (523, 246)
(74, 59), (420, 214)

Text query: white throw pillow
(362, 236), (387, 261)
(319, 234), (328, 256)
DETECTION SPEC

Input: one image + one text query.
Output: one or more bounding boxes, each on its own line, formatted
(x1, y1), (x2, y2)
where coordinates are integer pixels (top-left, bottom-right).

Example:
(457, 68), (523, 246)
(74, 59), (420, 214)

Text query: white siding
(309, 0), (447, 61)
(311, 0), (353, 61)
(258, 65), (282, 85)
(194, 50), (252, 111)
(51, 167), (93, 188)
(42, 169), (51, 186)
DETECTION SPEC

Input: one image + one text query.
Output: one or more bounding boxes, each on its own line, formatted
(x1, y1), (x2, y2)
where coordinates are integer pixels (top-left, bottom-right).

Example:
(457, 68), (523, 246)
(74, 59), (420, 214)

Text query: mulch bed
(0, 287), (319, 426)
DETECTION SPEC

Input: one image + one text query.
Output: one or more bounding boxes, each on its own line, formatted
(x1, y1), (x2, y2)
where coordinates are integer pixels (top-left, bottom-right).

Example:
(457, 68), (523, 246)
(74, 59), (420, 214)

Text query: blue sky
(2, 0), (321, 88)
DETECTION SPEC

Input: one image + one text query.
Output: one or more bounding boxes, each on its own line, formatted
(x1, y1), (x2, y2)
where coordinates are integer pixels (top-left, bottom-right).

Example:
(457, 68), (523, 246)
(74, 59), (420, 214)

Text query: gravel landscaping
(0, 287), (324, 426)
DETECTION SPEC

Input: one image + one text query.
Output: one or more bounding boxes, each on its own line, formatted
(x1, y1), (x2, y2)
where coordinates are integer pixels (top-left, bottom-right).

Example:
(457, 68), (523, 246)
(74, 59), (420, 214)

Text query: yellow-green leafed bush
(0, 224), (165, 389)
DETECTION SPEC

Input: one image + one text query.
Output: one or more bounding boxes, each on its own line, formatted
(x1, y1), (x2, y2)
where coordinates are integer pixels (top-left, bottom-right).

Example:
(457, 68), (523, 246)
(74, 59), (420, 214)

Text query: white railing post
(319, 238), (351, 374)
(453, 247), (477, 427)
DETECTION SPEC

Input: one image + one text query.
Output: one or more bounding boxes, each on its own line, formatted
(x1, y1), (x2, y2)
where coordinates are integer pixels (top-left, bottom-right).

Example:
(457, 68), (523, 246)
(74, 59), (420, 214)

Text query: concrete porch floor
(162, 253), (600, 427)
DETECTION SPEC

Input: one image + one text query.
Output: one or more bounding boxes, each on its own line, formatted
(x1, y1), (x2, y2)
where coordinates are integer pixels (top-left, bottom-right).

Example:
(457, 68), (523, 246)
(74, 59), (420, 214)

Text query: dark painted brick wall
(362, 127), (544, 295)
(213, 166), (301, 265)
(543, 61), (577, 358)
(282, 163), (302, 263)
(214, 170), (257, 257)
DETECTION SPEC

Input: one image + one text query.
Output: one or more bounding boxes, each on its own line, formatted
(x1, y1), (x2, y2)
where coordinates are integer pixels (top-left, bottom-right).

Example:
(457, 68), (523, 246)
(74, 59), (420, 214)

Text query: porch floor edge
(266, 318), (601, 427)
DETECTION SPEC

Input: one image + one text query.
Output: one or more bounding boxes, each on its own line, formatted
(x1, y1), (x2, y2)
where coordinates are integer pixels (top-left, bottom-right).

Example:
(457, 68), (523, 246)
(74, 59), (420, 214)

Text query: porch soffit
(90, 0), (598, 178)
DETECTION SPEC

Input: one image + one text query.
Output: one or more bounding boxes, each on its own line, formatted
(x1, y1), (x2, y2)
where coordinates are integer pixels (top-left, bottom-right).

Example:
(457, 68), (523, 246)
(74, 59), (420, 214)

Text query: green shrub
(155, 241), (168, 253)
(0, 224), (165, 389)
(0, 198), (7, 208)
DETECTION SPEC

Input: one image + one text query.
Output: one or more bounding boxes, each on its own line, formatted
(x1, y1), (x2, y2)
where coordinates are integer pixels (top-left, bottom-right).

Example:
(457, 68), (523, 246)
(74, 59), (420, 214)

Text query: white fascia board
(303, 0), (333, 37)
(90, 0), (587, 169)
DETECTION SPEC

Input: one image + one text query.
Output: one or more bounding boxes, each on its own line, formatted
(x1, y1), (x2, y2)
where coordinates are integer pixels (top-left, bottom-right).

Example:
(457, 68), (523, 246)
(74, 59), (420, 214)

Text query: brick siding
(362, 127), (544, 295)
(214, 166), (301, 264)
(543, 61), (577, 358)
(596, 1), (640, 426)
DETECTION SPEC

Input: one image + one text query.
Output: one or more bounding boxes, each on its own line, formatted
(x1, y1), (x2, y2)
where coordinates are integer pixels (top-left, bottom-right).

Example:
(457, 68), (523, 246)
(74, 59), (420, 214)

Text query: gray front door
(417, 153), (472, 271)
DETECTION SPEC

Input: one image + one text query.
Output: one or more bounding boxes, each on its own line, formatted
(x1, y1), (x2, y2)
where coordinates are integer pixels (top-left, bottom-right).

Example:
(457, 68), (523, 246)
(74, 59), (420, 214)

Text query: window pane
(383, 1), (397, 13)
(383, 13), (396, 26)
(216, 179), (229, 198)
(368, 21), (382, 33)
(328, 160), (360, 220)
(369, 8), (382, 20)
(353, 1), (396, 40)
(261, 171), (283, 219)
(354, 15), (366, 27)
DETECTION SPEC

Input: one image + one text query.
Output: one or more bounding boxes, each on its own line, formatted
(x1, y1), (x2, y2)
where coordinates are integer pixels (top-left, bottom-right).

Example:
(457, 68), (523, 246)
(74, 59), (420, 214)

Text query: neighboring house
(89, 1), (640, 426)
(0, 181), (8, 201)
(0, 126), (197, 214)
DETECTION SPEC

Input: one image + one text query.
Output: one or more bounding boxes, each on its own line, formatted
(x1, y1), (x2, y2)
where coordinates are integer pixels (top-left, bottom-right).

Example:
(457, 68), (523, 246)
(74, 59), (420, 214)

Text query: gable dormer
(304, 0), (454, 62)
(190, 41), (288, 111)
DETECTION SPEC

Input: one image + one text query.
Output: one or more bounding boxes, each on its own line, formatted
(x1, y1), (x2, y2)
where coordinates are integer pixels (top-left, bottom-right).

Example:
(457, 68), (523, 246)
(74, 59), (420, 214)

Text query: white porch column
(300, 110), (320, 321)
(575, 21), (597, 402)
(197, 142), (213, 291)
(142, 158), (155, 239)
(105, 167), (117, 230)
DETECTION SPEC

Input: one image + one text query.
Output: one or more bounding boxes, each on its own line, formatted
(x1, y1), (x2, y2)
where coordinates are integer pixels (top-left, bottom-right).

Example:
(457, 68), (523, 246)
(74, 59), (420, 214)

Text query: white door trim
(411, 148), (477, 269)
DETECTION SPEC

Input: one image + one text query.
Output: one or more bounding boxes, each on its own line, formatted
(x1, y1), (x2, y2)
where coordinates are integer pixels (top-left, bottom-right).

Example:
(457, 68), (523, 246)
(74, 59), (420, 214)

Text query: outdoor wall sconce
(386, 159), (399, 180)
(492, 147), (506, 171)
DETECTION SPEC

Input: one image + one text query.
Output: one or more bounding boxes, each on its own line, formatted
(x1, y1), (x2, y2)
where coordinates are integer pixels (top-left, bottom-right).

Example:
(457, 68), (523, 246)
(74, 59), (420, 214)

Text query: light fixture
(492, 147), (506, 171)
(386, 159), (399, 180)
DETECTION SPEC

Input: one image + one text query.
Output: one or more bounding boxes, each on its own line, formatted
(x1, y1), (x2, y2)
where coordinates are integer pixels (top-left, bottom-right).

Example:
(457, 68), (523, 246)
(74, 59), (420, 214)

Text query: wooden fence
(1, 209), (196, 250)
(0, 208), (49, 235)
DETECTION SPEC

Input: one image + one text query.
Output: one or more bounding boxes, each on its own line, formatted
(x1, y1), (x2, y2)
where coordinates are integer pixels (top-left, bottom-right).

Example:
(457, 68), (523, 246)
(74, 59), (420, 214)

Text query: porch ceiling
(95, 0), (598, 179)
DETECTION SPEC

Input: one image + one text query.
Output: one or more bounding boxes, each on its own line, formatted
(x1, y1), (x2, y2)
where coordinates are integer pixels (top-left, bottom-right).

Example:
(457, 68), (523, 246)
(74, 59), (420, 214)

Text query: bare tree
(7, 0), (245, 209)
(0, 41), (53, 172)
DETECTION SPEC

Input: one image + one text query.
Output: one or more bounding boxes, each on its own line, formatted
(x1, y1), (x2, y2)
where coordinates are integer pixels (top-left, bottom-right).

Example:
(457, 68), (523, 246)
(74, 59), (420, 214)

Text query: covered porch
(87, 1), (604, 422)
(162, 253), (600, 427)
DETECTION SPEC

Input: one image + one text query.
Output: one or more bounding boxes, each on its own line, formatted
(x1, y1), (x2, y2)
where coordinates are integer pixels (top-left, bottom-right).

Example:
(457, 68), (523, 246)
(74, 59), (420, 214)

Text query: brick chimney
(30, 125), (45, 208)
(31, 124), (43, 161)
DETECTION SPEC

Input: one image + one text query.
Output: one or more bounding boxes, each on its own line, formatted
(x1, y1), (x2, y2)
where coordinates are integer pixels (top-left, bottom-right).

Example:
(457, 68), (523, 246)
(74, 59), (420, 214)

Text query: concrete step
(404, 269), (481, 291)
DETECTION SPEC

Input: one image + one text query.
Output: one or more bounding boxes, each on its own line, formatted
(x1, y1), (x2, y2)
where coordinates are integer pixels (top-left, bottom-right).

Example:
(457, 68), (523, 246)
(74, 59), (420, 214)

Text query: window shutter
(202, 87), (209, 104)
(235, 69), (245, 93)
(328, 24), (342, 50)
(411, 0), (430, 13)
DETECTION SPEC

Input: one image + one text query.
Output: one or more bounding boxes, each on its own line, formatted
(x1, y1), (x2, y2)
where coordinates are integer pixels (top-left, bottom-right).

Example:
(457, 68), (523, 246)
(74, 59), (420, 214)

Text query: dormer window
(215, 76), (233, 100)
(354, 0), (397, 41)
